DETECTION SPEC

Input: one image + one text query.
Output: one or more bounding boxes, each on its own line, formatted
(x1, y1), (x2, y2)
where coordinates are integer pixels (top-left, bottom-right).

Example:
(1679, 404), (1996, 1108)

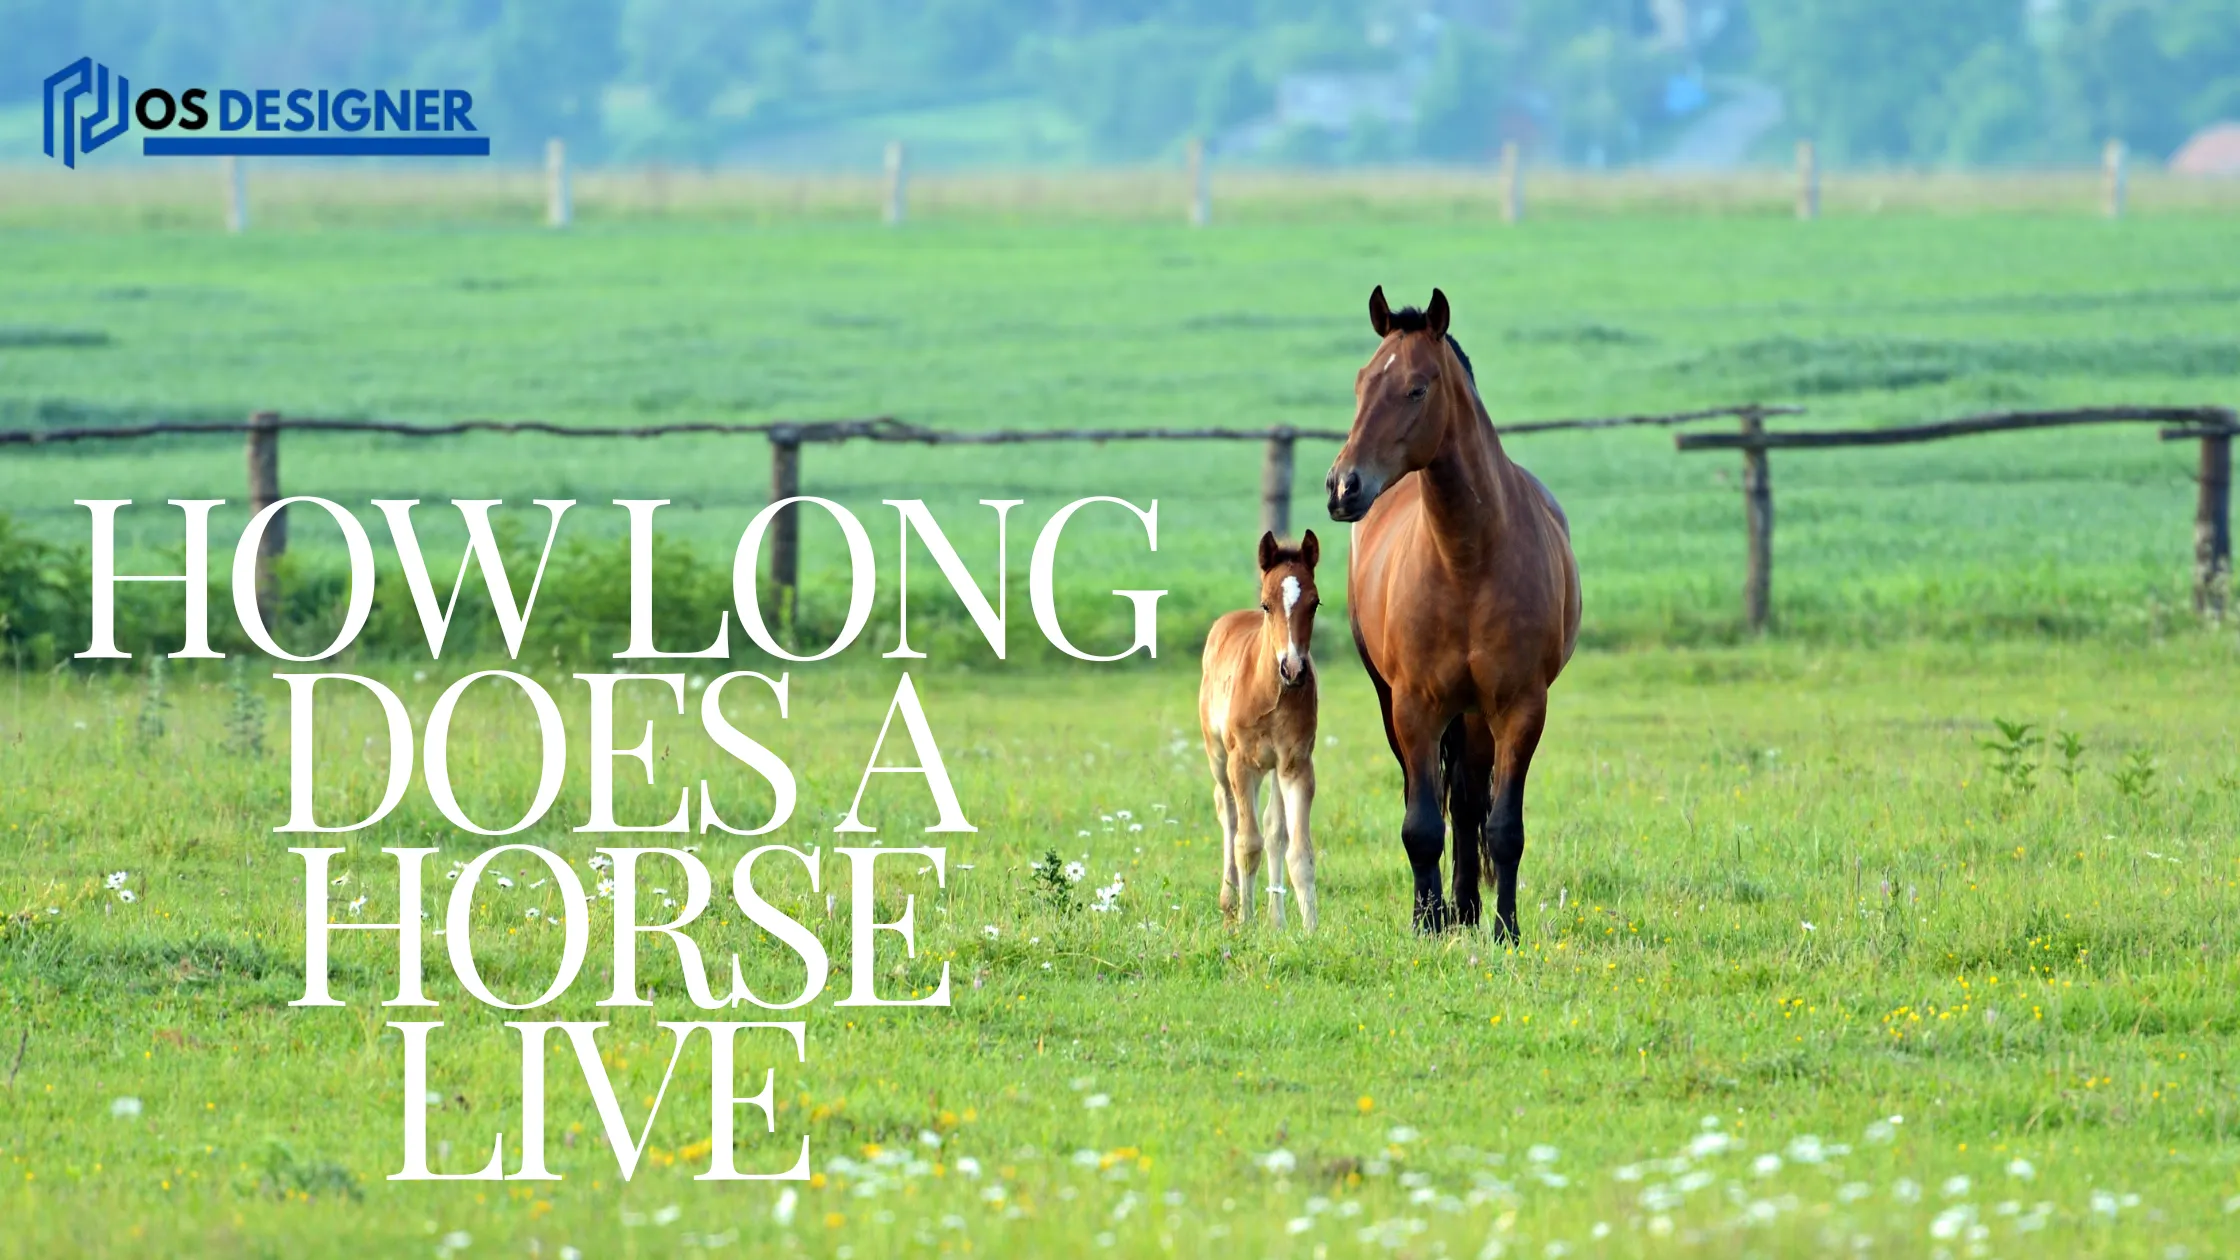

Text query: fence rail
(1676, 405), (2238, 630)
(1, 402), (1783, 593)
(1673, 405), (2233, 451)
(15, 399), (2230, 635)
(0, 402), (1793, 449)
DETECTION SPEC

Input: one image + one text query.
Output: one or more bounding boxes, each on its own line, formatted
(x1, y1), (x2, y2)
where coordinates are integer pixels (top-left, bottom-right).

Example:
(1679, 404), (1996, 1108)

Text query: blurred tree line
(2, 0), (2234, 165)
(1759, 0), (2240, 165)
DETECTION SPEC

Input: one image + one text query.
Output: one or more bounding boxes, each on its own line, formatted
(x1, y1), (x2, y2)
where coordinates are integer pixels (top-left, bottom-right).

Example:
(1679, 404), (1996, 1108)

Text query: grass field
(4, 638), (2240, 1255)
(4, 183), (2240, 1256)
(3, 202), (2238, 650)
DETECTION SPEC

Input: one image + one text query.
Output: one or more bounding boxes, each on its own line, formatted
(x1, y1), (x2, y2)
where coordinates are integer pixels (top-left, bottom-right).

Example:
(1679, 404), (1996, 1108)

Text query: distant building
(2171, 123), (2240, 175)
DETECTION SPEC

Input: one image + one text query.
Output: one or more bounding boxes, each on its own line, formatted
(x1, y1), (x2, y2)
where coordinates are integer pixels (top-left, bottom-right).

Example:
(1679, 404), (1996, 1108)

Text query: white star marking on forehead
(1281, 575), (1301, 613)
(1380, 353), (1396, 373)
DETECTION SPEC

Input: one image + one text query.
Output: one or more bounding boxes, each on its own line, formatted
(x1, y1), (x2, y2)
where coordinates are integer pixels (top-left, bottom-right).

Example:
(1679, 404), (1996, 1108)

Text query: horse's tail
(1440, 715), (1494, 883)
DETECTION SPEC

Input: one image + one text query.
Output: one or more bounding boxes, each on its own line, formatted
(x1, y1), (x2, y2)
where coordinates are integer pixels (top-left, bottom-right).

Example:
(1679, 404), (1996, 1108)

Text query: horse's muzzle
(1278, 657), (1308, 687)
(1326, 468), (1368, 522)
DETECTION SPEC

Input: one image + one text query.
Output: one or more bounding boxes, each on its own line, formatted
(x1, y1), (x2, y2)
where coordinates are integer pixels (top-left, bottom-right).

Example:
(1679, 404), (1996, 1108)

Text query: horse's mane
(1384, 306), (1475, 384)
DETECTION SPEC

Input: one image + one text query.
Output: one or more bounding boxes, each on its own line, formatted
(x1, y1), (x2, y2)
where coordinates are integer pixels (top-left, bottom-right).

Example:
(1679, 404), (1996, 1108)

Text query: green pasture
(1, 211), (2237, 651)
(4, 203), (2240, 1256)
(3, 638), (2239, 1255)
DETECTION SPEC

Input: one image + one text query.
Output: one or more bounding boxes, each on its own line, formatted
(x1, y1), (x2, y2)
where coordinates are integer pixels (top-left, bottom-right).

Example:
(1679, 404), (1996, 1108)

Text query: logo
(44, 57), (131, 168)
(40, 57), (491, 166)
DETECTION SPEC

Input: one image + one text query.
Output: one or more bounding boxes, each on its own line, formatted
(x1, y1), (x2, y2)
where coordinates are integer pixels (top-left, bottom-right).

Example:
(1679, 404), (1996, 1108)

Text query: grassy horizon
(7, 166), (2240, 232)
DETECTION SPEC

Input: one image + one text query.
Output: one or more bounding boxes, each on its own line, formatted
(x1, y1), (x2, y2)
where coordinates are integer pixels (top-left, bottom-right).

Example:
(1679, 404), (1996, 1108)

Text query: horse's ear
(1258, 530), (1279, 573)
(1368, 285), (1392, 336)
(1426, 288), (1451, 338)
(1300, 529), (1319, 570)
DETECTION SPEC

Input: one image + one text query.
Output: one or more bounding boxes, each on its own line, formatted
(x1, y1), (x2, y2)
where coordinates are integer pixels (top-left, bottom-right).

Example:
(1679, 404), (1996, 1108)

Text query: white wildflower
(983, 925), (999, 940)
(116, 889), (138, 904)
(1083, 1093), (1110, 1110)
(109, 1096), (142, 1118)
(104, 871), (128, 889)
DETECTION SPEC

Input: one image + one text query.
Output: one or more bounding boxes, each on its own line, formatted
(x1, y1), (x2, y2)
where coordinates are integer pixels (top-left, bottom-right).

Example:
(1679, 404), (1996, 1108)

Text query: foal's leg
(1228, 758), (1269, 926)
(1208, 740), (1241, 921)
(1278, 756), (1317, 932)
(1486, 695), (1549, 945)
(1390, 693), (1452, 932)
(1262, 773), (1290, 930)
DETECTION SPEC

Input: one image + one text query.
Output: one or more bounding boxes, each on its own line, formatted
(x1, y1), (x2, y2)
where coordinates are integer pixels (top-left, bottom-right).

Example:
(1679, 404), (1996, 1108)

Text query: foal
(1199, 531), (1322, 931)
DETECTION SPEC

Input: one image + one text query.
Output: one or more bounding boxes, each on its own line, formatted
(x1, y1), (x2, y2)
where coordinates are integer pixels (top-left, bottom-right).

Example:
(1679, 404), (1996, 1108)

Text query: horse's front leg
(1207, 739), (1241, 922)
(1227, 757), (1268, 926)
(1262, 772), (1289, 930)
(1278, 756), (1317, 933)
(1390, 694), (1451, 933)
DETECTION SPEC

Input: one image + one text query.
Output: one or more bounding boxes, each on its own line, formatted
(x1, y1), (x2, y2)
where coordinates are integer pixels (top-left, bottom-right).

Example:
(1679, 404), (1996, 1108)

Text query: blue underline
(142, 136), (490, 157)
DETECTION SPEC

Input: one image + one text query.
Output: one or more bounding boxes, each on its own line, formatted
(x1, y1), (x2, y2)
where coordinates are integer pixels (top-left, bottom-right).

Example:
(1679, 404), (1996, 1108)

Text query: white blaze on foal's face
(1256, 530), (1321, 688)
(1268, 574), (1319, 687)
(1280, 576), (1302, 673)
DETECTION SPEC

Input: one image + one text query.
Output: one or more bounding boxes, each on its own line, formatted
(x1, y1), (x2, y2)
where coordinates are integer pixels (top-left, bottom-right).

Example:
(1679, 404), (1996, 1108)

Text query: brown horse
(1325, 287), (1580, 939)
(1199, 531), (1322, 931)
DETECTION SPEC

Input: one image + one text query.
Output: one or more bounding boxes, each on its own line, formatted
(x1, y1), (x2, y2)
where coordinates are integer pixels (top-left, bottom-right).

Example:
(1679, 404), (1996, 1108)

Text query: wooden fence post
(2199, 423), (2232, 617)
(1500, 140), (1523, 225)
(1795, 140), (1818, 221)
(2102, 139), (2126, 221)
(546, 138), (571, 228)
(768, 427), (801, 630)
(1260, 427), (1295, 538)
(1187, 137), (1210, 227)
(224, 156), (247, 233)
(1740, 409), (1772, 632)
(884, 141), (908, 227)
(245, 410), (284, 621)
